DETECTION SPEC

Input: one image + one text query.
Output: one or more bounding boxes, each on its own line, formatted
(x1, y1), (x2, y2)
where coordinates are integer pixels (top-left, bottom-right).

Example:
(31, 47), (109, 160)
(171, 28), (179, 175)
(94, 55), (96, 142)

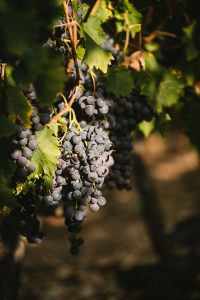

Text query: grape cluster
(106, 91), (154, 190)
(11, 127), (37, 180)
(16, 196), (44, 244)
(78, 95), (109, 117)
(62, 121), (113, 253)
(8, 3), (156, 256)
(11, 89), (113, 254)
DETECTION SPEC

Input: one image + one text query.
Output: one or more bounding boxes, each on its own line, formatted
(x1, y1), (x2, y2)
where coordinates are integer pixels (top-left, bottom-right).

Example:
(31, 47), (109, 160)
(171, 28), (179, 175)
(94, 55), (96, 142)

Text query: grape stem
(90, 0), (101, 16)
(0, 63), (6, 80)
(123, 12), (130, 56)
(51, 86), (79, 123)
(63, 1), (80, 83)
(144, 30), (178, 43)
(54, 21), (76, 28)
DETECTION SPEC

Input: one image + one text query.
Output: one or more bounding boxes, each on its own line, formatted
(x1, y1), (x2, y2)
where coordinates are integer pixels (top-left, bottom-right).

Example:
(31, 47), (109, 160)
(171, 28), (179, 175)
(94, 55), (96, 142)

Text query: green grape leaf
(15, 181), (36, 196)
(156, 70), (186, 110)
(0, 184), (16, 208)
(5, 66), (32, 127)
(94, 0), (111, 22)
(114, 1), (142, 37)
(183, 20), (199, 61)
(0, 139), (17, 208)
(138, 120), (155, 137)
(31, 124), (61, 181)
(0, 116), (16, 138)
(137, 73), (157, 100)
(144, 52), (163, 74)
(43, 174), (53, 193)
(83, 16), (106, 45)
(34, 54), (66, 106)
(6, 85), (32, 127)
(83, 32), (113, 73)
(76, 45), (85, 60)
(124, 0), (142, 37)
(105, 66), (134, 96)
(82, 3), (90, 19)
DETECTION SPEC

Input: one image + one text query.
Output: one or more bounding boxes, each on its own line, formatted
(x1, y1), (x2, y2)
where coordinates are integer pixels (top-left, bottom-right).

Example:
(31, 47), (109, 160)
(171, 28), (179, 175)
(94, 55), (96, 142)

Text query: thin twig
(73, 8), (78, 48)
(63, 1), (80, 83)
(51, 86), (79, 123)
(0, 63), (6, 80)
(123, 12), (130, 56)
(63, 1), (73, 39)
(145, 30), (178, 42)
(54, 21), (76, 28)
(90, 0), (101, 16)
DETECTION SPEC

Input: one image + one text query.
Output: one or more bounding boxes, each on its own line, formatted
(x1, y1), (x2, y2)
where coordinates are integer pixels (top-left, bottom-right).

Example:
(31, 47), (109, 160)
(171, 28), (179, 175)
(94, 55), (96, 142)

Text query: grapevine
(0, 0), (200, 262)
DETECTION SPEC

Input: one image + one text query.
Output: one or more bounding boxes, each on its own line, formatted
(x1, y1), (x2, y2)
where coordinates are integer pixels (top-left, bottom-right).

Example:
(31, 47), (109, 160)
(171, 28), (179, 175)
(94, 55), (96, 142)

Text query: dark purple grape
(18, 167), (28, 179)
(31, 116), (40, 124)
(18, 131), (27, 139)
(22, 147), (33, 159)
(85, 105), (95, 116)
(27, 163), (36, 174)
(11, 149), (22, 160)
(17, 156), (28, 167)
(52, 191), (62, 201)
(19, 138), (28, 146)
(99, 105), (109, 114)
(89, 203), (99, 212)
(28, 140), (37, 150)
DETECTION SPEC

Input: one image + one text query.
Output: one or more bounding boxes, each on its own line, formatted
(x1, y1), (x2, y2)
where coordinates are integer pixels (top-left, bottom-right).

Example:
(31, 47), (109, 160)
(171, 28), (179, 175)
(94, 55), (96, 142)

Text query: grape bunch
(61, 121), (113, 253)
(15, 195), (44, 245)
(11, 88), (114, 254)
(105, 91), (154, 190)
(8, 0), (156, 256)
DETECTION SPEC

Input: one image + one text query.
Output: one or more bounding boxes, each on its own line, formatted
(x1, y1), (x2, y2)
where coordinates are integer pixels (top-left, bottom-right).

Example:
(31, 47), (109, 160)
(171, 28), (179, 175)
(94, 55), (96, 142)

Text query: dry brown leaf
(123, 50), (145, 71)
(194, 82), (200, 95)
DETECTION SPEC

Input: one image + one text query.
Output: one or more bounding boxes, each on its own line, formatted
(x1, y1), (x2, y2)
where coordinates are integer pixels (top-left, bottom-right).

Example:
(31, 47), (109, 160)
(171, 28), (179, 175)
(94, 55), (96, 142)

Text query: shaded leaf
(156, 70), (186, 109)
(34, 54), (66, 106)
(106, 66), (133, 96)
(0, 116), (16, 138)
(83, 15), (106, 45)
(94, 0), (111, 22)
(6, 85), (32, 127)
(183, 20), (199, 61)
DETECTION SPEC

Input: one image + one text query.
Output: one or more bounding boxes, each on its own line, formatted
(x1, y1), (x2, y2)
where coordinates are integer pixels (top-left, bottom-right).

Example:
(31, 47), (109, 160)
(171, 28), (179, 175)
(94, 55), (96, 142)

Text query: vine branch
(144, 30), (178, 43)
(63, 1), (80, 83)
(0, 63), (6, 80)
(51, 86), (79, 123)
(123, 12), (130, 56)
(90, 0), (101, 16)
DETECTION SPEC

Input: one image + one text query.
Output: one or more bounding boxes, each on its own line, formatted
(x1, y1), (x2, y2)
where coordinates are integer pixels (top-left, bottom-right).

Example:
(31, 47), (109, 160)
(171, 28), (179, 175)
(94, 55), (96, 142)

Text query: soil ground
(19, 131), (200, 300)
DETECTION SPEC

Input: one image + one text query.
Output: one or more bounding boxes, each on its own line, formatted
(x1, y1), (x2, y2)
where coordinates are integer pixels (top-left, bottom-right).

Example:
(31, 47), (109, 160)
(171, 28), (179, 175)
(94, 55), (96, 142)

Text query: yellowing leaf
(31, 124), (61, 180)
(138, 120), (155, 137)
